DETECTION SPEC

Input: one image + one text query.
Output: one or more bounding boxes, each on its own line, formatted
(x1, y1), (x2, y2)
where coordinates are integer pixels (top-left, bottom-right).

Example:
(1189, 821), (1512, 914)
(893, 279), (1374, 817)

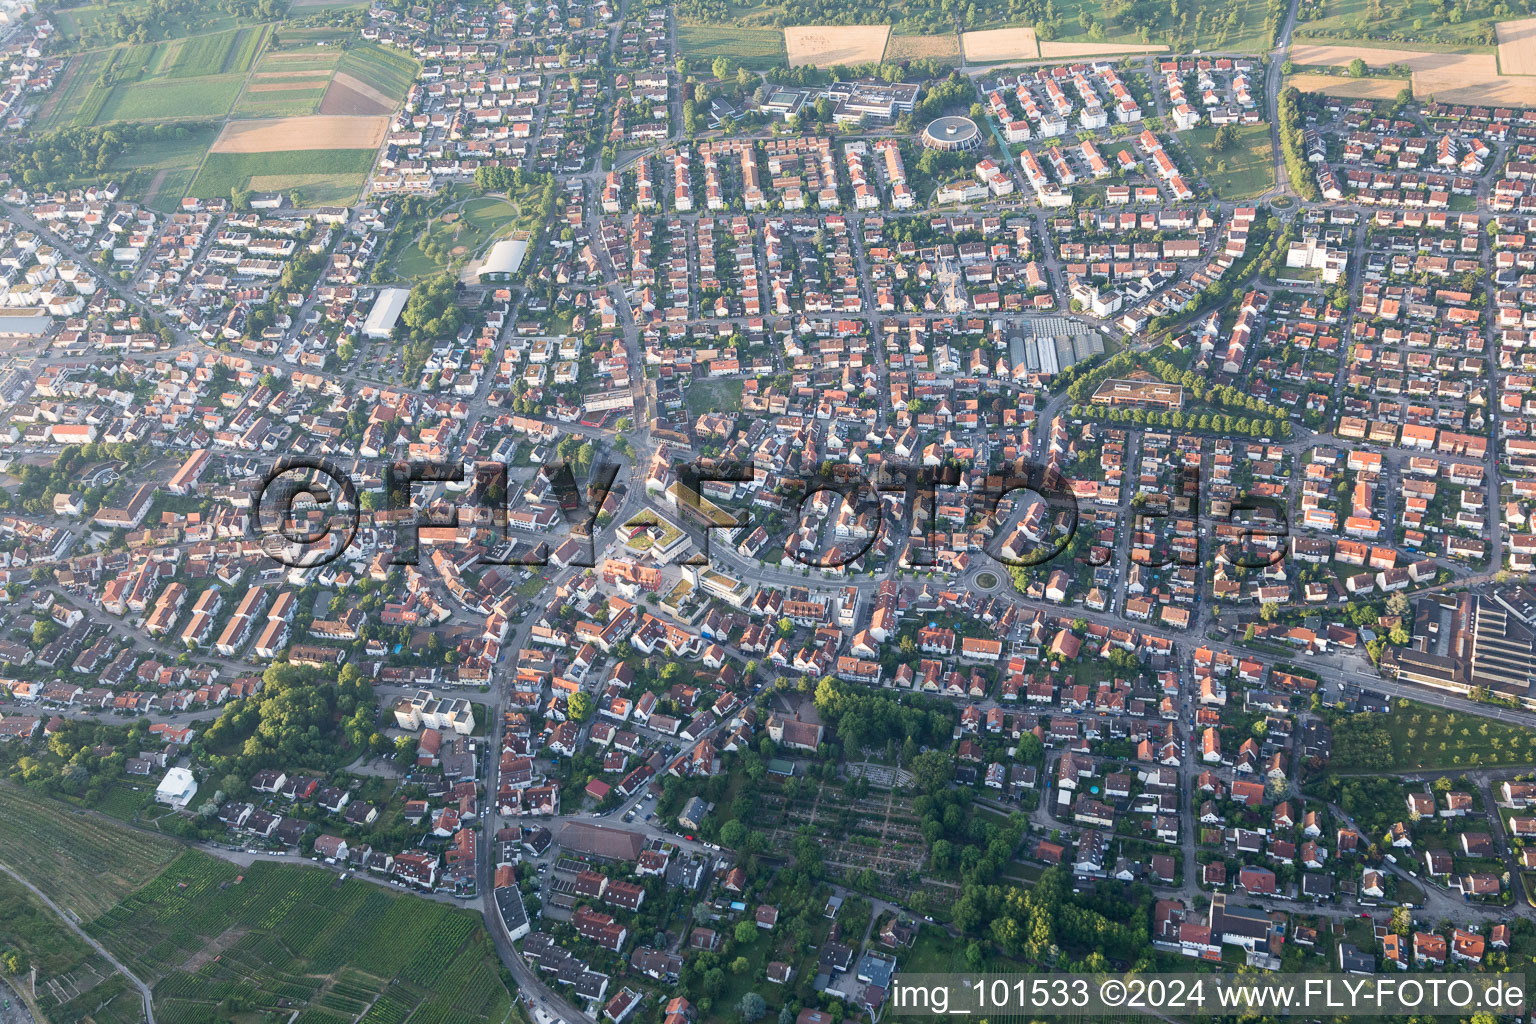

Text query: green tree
(1211, 123), (1239, 152)
(910, 750), (953, 794)
(567, 691), (595, 721)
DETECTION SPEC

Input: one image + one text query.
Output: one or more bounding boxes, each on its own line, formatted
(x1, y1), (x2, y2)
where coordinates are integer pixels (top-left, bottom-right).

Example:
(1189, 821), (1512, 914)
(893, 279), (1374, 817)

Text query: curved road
(0, 862), (156, 1024)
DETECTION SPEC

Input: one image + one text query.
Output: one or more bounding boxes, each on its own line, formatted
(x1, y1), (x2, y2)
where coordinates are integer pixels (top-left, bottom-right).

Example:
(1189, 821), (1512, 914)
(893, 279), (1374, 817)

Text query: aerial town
(5, 0), (1536, 1021)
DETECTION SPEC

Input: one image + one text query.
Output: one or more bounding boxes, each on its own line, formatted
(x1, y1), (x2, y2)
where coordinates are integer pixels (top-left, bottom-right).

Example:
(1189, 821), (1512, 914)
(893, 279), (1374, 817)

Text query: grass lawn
(686, 377), (744, 416)
(89, 852), (514, 1024)
(189, 149), (378, 203)
(1294, 0), (1497, 51)
(678, 24), (787, 71)
(0, 783), (179, 921)
(1178, 123), (1275, 199)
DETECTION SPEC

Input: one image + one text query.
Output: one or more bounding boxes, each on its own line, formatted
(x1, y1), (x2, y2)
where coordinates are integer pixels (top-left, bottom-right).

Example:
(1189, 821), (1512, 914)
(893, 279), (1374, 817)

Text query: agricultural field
(1038, 40), (1171, 56)
(1287, 71), (1409, 97)
(1178, 123), (1275, 199)
(960, 26), (1039, 62)
(0, 784), (179, 921)
(1289, 41), (1536, 104)
(234, 40), (378, 118)
(93, 73), (248, 122)
(677, 24), (788, 70)
(882, 32), (961, 61)
(784, 24), (891, 66)
(88, 853), (514, 1024)
(36, 24), (267, 130)
(209, 114), (390, 152)
(189, 148), (379, 204)
(332, 42), (421, 106)
(1498, 17), (1536, 74)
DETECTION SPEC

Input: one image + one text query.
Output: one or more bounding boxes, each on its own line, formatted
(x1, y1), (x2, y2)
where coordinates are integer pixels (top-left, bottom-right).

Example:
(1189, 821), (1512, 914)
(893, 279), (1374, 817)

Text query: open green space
(1294, 0), (1499, 52)
(0, 875), (97, 975)
(1041, 0), (1275, 52)
(687, 377), (746, 416)
(189, 148), (378, 204)
(0, 783), (179, 921)
(88, 852), (515, 1024)
(678, 24), (788, 71)
(391, 194), (535, 280)
(1330, 699), (1536, 770)
(1179, 123), (1275, 199)
(106, 122), (222, 209)
(50, 0), (281, 51)
(0, 884), (147, 1024)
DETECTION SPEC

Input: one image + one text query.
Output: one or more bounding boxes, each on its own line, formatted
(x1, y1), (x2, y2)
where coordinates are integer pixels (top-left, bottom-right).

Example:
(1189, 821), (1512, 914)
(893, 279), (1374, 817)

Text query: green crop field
(234, 83), (331, 117)
(1178, 123), (1275, 199)
(33, 48), (109, 129)
(678, 24), (787, 70)
(164, 28), (241, 77)
(335, 42), (420, 101)
(88, 853), (514, 1024)
(189, 148), (378, 204)
(92, 72), (247, 122)
(0, 784), (179, 921)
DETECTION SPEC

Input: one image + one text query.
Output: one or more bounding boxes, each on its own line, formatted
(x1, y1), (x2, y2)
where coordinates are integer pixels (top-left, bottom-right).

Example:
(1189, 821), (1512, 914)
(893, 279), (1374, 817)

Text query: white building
(393, 690), (477, 734)
(362, 287), (410, 340)
(155, 767), (198, 809)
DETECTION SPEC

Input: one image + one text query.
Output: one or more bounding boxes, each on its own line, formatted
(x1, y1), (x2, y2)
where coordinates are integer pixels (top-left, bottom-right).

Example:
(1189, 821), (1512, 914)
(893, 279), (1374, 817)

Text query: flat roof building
(362, 287), (410, 340)
(1091, 377), (1185, 411)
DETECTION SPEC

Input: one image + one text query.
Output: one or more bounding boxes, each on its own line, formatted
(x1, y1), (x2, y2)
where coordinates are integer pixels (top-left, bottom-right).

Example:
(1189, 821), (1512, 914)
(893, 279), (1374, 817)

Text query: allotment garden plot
(757, 778), (952, 903)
